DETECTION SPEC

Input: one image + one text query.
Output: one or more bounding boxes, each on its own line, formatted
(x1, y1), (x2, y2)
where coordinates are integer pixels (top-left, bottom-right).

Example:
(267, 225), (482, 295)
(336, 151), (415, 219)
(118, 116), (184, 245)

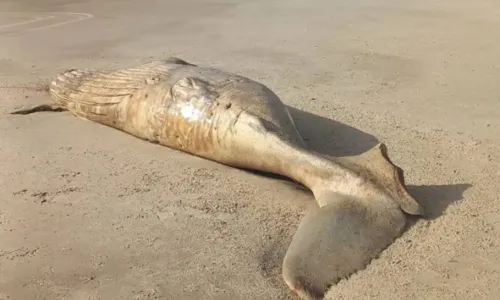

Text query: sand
(1, 0), (499, 299)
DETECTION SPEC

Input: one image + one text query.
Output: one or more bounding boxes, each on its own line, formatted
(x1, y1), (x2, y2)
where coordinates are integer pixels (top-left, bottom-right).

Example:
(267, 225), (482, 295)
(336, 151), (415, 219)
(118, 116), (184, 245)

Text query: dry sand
(1, 0), (499, 299)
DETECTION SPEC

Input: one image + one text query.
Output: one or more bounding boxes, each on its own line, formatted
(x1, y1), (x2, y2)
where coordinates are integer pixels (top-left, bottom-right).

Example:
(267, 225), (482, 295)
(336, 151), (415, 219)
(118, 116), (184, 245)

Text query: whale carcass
(11, 57), (424, 300)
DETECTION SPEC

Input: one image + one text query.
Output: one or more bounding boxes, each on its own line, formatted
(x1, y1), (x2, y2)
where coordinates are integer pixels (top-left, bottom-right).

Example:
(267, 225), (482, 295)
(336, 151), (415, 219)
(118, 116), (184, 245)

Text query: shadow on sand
(251, 106), (471, 220)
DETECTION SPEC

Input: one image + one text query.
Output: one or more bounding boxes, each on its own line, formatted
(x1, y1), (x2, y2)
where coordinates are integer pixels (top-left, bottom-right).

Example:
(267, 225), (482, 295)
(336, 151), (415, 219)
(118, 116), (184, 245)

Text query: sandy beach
(1, 0), (499, 299)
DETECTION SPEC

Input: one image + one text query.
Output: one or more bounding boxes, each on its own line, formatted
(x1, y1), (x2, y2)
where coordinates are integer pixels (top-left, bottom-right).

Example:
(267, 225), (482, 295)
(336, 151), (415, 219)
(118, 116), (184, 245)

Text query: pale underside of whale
(11, 57), (425, 300)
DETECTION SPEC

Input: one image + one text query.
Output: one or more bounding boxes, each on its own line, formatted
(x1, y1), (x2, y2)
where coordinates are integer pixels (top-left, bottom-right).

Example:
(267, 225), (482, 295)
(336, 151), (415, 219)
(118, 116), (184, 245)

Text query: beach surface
(1, 0), (499, 299)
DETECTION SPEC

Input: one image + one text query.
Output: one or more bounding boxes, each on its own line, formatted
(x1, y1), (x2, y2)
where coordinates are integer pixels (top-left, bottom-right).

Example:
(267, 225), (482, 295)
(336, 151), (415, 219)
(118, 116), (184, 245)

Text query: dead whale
(11, 57), (424, 299)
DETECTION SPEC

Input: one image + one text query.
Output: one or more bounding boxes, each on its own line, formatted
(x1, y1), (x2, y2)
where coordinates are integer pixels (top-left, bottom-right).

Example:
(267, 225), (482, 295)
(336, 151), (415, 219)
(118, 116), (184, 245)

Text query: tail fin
(338, 143), (424, 216)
